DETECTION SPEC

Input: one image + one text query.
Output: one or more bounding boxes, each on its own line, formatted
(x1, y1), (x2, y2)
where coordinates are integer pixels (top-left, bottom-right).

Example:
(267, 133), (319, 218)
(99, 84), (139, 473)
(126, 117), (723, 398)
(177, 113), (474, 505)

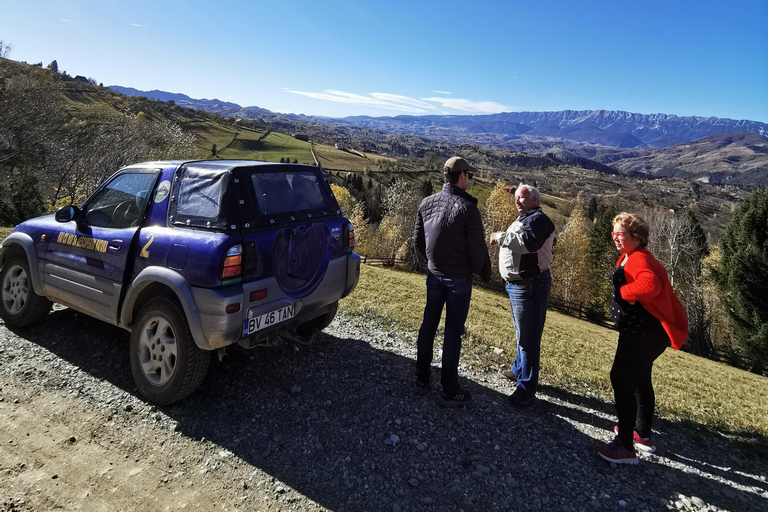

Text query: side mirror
(55, 205), (80, 223)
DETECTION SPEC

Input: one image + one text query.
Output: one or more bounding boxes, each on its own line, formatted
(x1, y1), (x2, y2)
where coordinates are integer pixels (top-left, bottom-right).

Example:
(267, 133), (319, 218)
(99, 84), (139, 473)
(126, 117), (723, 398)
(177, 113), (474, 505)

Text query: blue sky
(3, 0), (767, 122)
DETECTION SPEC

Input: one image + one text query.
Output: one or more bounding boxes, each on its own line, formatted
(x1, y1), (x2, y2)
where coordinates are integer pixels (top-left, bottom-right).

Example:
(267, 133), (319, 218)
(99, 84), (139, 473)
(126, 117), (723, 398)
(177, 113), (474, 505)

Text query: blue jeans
(505, 270), (552, 399)
(416, 272), (473, 395)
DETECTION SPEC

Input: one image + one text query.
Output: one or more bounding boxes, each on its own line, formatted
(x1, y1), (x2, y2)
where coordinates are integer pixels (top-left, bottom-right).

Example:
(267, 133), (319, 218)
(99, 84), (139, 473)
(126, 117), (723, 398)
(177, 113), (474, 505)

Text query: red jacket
(617, 247), (689, 350)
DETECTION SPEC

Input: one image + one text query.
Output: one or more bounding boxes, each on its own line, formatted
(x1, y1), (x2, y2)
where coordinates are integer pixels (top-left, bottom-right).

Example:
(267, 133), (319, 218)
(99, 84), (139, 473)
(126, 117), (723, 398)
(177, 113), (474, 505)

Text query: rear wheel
(0, 255), (52, 327)
(295, 300), (338, 337)
(130, 296), (210, 405)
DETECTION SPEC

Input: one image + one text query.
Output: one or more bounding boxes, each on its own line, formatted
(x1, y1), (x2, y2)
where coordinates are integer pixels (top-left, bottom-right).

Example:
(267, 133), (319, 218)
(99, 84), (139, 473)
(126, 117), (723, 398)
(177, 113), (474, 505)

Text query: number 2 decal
(140, 234), (155, 258)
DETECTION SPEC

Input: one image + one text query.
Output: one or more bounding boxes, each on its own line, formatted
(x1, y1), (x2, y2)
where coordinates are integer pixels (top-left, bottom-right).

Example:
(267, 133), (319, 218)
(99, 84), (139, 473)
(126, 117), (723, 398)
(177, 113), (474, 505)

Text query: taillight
(344, 222), (355, 252)
(220, 244), (243, 280)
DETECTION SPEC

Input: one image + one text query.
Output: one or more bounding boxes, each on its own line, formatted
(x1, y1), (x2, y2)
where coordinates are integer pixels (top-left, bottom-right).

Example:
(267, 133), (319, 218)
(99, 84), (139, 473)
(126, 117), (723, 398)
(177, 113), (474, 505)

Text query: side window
(84, 173), (156, 229)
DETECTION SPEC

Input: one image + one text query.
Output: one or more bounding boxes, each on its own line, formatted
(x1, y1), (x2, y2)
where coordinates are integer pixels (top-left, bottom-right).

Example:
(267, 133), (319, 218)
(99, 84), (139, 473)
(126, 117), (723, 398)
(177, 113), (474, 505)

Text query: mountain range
(107, 86), (768, 186)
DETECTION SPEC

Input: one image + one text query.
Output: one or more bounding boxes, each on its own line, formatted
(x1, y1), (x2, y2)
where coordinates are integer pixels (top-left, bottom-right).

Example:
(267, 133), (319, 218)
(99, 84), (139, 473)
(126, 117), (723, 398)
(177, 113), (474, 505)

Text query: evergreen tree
(0, 165), (46, 225)
(419, 177), (433, 198)
(585, 205), (617, 322)
(716, 186), (768, 373)
(587, 196), (599, 222)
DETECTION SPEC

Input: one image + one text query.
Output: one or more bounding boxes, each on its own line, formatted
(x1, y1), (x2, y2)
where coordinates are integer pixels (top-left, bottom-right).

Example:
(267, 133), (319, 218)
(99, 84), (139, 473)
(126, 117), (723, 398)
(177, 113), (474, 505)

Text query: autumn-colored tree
(550, 202), (591, 305)
(377, 180), (420, 266)
(483, 181), (518, 286)
(330, 184), (370, 258)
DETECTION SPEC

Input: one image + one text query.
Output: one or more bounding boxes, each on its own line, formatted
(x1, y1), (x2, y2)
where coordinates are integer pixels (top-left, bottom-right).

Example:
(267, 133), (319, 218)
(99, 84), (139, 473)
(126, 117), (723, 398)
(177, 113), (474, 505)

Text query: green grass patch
(341, 264), (768, 440)
(214, 131), (315, 164)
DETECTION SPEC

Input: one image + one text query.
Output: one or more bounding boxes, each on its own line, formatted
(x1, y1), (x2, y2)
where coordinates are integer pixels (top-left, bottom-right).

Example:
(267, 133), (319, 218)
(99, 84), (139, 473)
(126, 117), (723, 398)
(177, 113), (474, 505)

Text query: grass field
(341, 264), (768, 442)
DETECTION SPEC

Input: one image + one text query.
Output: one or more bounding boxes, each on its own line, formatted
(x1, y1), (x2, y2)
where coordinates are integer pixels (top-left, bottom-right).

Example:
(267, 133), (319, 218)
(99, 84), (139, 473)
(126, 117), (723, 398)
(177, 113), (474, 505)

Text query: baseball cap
(443, 157), (477, 175)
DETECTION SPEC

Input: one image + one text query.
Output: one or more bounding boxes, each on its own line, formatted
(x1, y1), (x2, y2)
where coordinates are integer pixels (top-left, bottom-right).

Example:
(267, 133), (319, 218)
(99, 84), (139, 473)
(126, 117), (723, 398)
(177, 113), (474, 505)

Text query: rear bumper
(190, 253), (360, 350)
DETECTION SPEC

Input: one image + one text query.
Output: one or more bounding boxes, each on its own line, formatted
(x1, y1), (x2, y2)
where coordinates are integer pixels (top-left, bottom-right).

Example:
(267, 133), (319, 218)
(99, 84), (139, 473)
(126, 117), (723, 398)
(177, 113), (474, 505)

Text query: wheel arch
(0, 233), (45, 296)
(121, 267), (210, 350)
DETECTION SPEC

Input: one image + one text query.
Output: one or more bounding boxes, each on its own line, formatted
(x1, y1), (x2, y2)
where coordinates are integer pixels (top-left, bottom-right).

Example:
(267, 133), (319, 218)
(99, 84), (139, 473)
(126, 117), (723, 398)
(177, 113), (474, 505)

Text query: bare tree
(379, 180), (420, 266)
(643, 207), (711, 355)
(0, 40), (13, 59)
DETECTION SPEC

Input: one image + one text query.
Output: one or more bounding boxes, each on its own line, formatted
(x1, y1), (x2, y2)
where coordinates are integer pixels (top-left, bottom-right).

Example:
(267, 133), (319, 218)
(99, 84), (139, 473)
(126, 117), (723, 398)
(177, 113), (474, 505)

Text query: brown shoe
(501, 369), (517, 382)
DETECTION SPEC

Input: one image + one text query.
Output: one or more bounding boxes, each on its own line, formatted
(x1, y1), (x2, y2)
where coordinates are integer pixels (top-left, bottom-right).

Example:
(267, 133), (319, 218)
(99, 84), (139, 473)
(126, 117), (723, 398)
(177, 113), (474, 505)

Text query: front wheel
(130, 296), (211, 405)
(0, 255), (52, 327)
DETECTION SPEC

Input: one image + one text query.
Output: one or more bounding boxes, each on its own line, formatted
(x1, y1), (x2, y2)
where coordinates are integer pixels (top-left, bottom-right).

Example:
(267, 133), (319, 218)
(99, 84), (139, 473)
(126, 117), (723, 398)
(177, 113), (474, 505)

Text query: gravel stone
(1, 308), (766, 511)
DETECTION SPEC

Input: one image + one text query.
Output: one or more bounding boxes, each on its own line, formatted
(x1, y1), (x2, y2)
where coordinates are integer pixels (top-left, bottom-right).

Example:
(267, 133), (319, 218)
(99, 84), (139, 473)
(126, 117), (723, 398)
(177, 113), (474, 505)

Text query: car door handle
(108, 240), (123, 250)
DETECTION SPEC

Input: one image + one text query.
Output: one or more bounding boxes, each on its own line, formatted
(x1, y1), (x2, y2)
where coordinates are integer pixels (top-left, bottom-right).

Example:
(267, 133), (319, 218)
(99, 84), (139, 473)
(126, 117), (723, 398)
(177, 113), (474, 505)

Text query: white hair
(517, 183), (541, 204)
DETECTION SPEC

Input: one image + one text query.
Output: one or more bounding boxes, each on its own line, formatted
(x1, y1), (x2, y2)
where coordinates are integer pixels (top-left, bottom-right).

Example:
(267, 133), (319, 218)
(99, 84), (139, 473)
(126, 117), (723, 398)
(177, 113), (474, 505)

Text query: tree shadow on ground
(8, 308), (768, 512)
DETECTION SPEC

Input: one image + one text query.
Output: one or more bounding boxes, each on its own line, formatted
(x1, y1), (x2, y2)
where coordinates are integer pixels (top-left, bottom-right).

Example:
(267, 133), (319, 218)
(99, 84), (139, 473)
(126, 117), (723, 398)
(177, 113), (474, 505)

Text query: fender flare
(0, 233), (45, 296)
(120, 266), (209, 350)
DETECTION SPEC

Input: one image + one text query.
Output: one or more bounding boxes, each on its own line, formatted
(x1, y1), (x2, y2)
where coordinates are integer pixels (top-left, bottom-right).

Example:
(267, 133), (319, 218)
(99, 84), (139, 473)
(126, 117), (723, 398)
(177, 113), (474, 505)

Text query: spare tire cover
(272, 223), (330, 293)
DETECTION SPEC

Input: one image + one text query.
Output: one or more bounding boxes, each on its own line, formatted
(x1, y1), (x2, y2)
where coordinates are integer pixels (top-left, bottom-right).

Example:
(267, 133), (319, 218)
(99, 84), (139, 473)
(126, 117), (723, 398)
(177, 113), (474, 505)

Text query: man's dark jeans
(416, 272), (473, 395)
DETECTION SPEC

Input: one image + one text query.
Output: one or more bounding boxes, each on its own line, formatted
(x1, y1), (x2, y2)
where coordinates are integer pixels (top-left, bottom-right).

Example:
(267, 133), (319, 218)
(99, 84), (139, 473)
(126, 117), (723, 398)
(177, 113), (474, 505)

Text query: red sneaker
(598, 437), (639, 465)
(614, 426), (657, 453)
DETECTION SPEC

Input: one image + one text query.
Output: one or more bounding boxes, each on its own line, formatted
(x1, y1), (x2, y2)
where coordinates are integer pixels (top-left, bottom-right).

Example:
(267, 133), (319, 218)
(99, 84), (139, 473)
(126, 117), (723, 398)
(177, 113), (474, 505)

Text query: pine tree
(585, 205), (617, 322)
(419, 177), (433, 198)
(716, 186), (768, 373)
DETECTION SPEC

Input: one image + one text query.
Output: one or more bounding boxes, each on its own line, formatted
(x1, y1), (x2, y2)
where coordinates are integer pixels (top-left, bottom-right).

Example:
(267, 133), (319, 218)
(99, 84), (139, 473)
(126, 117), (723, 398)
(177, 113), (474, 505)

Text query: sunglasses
(611, 232), (632, 239)
(463, 171), (473, 179)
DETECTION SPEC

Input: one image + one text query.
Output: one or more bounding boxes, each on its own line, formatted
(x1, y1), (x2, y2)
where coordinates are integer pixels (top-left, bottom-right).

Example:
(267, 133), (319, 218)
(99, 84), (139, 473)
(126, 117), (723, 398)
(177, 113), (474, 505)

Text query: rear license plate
(242, 304), (295, 337)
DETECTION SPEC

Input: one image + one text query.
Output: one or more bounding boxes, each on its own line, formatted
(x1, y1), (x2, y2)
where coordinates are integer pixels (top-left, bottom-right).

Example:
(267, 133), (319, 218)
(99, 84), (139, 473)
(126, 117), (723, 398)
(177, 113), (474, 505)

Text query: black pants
(610, 331), (668, 449)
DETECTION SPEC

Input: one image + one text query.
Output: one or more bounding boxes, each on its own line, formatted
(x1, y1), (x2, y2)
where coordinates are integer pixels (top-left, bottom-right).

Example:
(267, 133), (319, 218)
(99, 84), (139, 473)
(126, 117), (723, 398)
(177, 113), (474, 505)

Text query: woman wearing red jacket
(598, 213), (688, 464)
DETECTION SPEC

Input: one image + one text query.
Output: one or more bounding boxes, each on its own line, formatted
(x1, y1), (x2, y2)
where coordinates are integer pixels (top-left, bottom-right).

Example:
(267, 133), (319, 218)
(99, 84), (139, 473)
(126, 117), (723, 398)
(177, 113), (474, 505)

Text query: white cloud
(287, 89), (510, 114)
(432, 90), (452, 95)
(131, 23), (149, 28)
(421, 97), (511, 113)
(61, 19), (77, 23)
(287, 90), (435, 114)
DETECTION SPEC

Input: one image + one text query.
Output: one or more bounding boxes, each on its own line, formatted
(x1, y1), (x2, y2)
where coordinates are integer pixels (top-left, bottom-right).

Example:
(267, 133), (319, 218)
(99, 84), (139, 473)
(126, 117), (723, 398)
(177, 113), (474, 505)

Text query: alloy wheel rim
(2, 265), (28, 315)
(138, 315), (178, 386)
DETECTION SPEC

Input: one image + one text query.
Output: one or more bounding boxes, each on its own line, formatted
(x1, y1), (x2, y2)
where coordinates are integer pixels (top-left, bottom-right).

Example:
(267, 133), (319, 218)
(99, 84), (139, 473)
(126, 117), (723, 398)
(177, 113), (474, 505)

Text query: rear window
(251, 171), (327, 215)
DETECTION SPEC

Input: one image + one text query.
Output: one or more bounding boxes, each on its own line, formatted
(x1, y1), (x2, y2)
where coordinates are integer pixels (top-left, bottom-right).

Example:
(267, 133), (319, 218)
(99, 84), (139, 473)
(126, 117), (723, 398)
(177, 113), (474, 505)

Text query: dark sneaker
(598, 437), (639, 465)
(501, 368), (517, 382)
(614, 426), (657, 453)
(437, 389), (472, 407)
(508, 388), (534, 407)
(415, 380), (430, 396)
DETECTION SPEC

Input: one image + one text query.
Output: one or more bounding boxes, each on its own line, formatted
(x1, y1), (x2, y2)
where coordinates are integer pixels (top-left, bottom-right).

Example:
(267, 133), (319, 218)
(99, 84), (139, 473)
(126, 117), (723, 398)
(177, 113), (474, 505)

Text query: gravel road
(1, 305), (766, 511)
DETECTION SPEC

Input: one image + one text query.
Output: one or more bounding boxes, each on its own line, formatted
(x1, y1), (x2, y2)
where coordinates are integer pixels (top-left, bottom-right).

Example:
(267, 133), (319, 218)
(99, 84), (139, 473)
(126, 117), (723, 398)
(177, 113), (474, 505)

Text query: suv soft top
(168, 161), (341, 232)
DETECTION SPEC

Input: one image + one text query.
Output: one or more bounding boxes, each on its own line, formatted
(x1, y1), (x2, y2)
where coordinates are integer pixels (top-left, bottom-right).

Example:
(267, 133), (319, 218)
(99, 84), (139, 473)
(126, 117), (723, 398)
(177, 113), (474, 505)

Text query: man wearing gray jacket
(490, 184), (555, 406)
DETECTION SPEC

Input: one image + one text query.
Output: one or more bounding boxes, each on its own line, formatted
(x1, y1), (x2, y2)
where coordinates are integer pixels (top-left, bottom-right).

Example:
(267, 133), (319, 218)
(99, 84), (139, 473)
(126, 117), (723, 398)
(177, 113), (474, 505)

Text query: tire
(0, 254), (52, 327)
(295, 300), (338, 337)
(129, 296), (211, 405)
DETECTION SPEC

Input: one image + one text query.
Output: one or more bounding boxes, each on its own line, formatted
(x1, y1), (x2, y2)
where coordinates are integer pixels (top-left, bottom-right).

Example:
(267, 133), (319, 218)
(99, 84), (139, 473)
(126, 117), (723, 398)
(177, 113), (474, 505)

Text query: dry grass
(341, 264), (768, 439)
